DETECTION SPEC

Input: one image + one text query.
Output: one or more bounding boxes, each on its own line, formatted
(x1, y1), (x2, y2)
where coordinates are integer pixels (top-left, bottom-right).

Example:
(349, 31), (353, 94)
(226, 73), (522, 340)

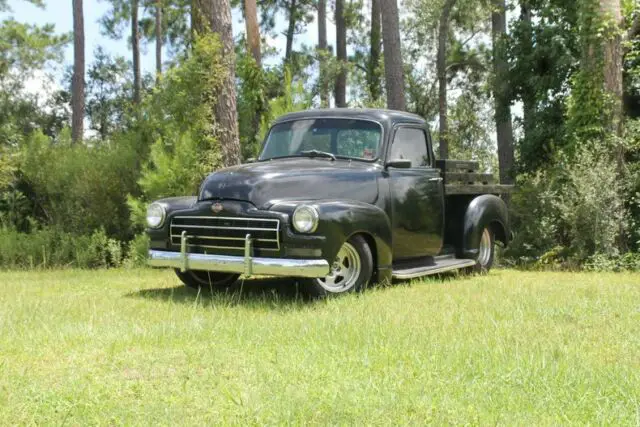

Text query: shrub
(0, 226), (124, 269)
(506, 145), (627, 267)
(585, 252), (640, 272)
(554, 146), (625, 259)
(623, 120), (640, 251)
(123, 233), (149, 268)
(0, 147), (16, 190)
(18, 130), (139, 241)
(505, 171), (564, 266)
(0, 189), (32, 231)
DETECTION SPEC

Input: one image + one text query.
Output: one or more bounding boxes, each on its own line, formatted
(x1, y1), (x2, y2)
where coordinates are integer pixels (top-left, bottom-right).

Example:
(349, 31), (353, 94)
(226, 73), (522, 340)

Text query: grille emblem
(211, 202), (223, 214)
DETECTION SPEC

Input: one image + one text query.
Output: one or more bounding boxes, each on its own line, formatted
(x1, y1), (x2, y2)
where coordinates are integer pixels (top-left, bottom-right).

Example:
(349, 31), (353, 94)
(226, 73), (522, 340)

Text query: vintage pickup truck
(147, 109), (512, 296)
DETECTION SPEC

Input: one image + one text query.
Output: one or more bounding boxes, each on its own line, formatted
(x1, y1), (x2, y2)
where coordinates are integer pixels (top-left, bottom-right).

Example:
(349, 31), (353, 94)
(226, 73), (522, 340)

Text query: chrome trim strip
(170, 234), (278, 242)
(173, 216), (280, 223)
(148, 250), (330, 278)
(171, 224), (279, 232)
(171, 243), (279, 252)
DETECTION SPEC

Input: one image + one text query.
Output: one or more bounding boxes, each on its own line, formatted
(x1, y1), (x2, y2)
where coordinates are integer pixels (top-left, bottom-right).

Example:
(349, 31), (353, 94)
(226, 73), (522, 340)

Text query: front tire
(174, 269), (240, 291)
(302, 235), (374, 297)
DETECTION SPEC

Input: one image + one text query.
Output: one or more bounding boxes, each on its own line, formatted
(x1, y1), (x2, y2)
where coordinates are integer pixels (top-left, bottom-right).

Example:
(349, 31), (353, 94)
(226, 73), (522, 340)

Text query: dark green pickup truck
(146, 109), (512, 296)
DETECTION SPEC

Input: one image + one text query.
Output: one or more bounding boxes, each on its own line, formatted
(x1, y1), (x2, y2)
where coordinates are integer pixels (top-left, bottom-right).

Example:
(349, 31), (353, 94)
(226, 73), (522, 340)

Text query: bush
(0, 226), (124, 269)
(623, 120), (640, 251)
(18, 130), (139, 241)
(506, 145), (627, 267)
(0, 147), (16, 190)
(123, 233), (149, 268)
(0, 189), (32, 231)
(585, 252), (640, 272)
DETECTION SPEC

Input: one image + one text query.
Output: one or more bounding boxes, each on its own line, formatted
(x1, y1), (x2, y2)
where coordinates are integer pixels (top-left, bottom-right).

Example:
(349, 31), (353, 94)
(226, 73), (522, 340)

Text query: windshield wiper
(299, 150), (336, 161)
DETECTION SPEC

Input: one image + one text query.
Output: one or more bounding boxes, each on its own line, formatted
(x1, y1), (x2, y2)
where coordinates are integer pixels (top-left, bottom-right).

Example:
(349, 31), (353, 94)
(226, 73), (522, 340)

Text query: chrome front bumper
(148, 231), (330, 278)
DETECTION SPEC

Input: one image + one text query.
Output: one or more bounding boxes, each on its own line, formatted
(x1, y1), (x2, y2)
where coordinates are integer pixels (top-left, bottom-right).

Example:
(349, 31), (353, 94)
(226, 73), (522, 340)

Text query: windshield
(259, 119), (382, 161)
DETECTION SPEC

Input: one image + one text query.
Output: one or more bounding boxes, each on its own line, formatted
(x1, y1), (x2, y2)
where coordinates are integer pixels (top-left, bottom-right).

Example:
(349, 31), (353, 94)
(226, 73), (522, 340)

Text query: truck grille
(170, 216), (280, 252)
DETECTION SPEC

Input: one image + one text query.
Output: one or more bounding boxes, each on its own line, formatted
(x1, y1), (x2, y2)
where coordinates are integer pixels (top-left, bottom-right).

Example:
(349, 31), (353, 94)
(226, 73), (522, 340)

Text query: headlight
(146, 203), (166, 229)
(292, 205), (319, 233)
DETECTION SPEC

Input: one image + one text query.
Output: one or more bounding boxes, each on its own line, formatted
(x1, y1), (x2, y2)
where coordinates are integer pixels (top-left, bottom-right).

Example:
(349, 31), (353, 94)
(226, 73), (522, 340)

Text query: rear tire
(174, 269), (240, 291)
(302, 235), (374, 298)
(469, 227), (495, 273)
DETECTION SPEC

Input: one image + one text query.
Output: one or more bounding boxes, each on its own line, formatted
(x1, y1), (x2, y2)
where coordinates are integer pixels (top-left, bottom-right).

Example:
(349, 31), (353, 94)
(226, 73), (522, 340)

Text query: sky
(3, 0), (336, 88)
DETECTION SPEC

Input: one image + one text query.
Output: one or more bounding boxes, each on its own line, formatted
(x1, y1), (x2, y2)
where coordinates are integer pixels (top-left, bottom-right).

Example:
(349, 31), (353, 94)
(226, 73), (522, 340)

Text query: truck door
(386, 126), (444, 260)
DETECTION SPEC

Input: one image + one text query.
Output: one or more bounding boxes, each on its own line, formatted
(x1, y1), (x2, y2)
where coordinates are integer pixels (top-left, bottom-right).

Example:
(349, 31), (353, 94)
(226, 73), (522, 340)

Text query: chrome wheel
(317, 242), (362, 293)
(478, 228), (492, 267)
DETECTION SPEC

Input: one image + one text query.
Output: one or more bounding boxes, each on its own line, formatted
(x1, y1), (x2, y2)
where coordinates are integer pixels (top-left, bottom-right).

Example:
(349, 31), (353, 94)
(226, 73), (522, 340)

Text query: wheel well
(489, 221), (507, 246)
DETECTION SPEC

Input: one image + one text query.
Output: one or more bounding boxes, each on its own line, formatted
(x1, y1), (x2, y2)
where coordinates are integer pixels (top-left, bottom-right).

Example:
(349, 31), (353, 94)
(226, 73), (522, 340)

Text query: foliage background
(0, 0), (639, 270)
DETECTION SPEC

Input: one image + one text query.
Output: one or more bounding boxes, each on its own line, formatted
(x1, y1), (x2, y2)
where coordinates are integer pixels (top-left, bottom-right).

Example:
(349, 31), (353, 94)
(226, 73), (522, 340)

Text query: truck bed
(436, 160), (514, 196)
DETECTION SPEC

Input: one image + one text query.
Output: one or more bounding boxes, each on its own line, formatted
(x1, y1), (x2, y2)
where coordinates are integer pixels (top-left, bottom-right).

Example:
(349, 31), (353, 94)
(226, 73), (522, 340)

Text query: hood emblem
(211, 202), (223, 214)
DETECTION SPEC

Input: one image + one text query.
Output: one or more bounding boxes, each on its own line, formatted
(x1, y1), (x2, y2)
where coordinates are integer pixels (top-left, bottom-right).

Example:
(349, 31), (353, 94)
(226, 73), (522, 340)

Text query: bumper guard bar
(148, 232), (330, 278)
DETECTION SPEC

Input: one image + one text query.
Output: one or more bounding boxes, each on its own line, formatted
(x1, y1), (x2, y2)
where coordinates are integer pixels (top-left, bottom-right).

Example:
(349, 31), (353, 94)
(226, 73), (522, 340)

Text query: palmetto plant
(0, 189), (31, 230)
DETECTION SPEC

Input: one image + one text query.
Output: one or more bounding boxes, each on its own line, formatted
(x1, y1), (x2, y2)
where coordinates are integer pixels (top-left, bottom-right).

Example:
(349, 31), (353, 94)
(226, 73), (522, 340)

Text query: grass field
(1, 269), (639, 425)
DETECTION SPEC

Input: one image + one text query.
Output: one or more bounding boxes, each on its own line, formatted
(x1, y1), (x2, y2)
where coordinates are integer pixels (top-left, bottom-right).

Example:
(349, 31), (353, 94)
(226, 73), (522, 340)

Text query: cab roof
(273, 108), (427, 128)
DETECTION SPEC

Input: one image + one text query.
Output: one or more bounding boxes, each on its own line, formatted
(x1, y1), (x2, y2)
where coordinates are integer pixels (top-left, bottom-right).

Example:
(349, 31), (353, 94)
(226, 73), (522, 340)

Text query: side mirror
(385, 159), (412, 169)
(246, 157), (257, 164)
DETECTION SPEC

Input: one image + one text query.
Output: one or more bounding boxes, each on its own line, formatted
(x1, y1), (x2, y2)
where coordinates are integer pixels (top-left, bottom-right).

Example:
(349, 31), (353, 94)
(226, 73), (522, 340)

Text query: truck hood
(198, 158), (380, 209)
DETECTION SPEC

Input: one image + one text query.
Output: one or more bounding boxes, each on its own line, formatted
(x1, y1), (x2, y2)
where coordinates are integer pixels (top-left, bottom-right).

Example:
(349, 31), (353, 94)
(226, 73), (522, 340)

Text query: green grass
(1, 269), (639, 425)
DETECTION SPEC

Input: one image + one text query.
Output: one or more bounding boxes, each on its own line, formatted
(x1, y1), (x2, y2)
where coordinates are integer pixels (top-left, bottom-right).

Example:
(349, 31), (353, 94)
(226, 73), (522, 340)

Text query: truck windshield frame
(259, 118), (384, 163)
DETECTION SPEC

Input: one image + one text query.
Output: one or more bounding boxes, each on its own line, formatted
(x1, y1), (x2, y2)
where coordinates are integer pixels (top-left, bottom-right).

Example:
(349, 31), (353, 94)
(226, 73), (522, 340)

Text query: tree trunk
(243, 0), (262, 151)
(599, 0), (624, 137)
(132, 0), (141, 104)
(368, 0), (382, 102)
(211, 0), (241, 167)
(155, 0), (162, 80)
(492, 0), (515, 184)
(334, 0), (347, 107)
(520, 0), (534, 142)
(285, 0), (297, 63)
(71, 0), (85, 144)
(380, 0), (405, 110)
(244, 0), (261, 66)
(437, 0), (456, 159)
(191, 0), (212, 36)
(599, 0), (625, 250)
(317, 0), (329, 107)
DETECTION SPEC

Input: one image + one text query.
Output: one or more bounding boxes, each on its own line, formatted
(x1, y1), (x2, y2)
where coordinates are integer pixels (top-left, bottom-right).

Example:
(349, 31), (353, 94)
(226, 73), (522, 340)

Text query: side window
(390, 127), (429, 167)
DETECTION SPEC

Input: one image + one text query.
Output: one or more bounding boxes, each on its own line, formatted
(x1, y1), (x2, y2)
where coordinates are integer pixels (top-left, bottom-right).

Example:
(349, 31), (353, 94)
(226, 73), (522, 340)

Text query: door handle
(429, 177), (443, 182)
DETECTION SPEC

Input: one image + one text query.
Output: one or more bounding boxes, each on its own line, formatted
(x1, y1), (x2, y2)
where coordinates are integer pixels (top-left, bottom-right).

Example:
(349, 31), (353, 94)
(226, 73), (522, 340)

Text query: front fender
(462, 195), (510, 258)
(270, 199), (393, 274)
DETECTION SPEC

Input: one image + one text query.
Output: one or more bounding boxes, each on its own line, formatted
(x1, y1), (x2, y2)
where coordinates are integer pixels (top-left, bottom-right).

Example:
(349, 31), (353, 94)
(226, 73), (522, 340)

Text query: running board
(392, 257), (477, 280)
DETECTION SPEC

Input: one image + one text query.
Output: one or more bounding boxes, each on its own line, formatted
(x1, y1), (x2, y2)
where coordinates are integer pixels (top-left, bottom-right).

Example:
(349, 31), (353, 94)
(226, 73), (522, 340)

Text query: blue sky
(3, 0), (335, 79)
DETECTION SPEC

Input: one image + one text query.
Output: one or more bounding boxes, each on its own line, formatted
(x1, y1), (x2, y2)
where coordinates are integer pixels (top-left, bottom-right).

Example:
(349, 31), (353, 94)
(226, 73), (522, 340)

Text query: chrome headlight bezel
(292, 205), (319, 233)
(146, 203), (166, 229)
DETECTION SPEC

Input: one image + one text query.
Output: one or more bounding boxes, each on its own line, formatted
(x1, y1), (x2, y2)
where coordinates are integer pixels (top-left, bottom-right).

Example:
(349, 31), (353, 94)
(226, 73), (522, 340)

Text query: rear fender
(462, 195), (510, 258)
